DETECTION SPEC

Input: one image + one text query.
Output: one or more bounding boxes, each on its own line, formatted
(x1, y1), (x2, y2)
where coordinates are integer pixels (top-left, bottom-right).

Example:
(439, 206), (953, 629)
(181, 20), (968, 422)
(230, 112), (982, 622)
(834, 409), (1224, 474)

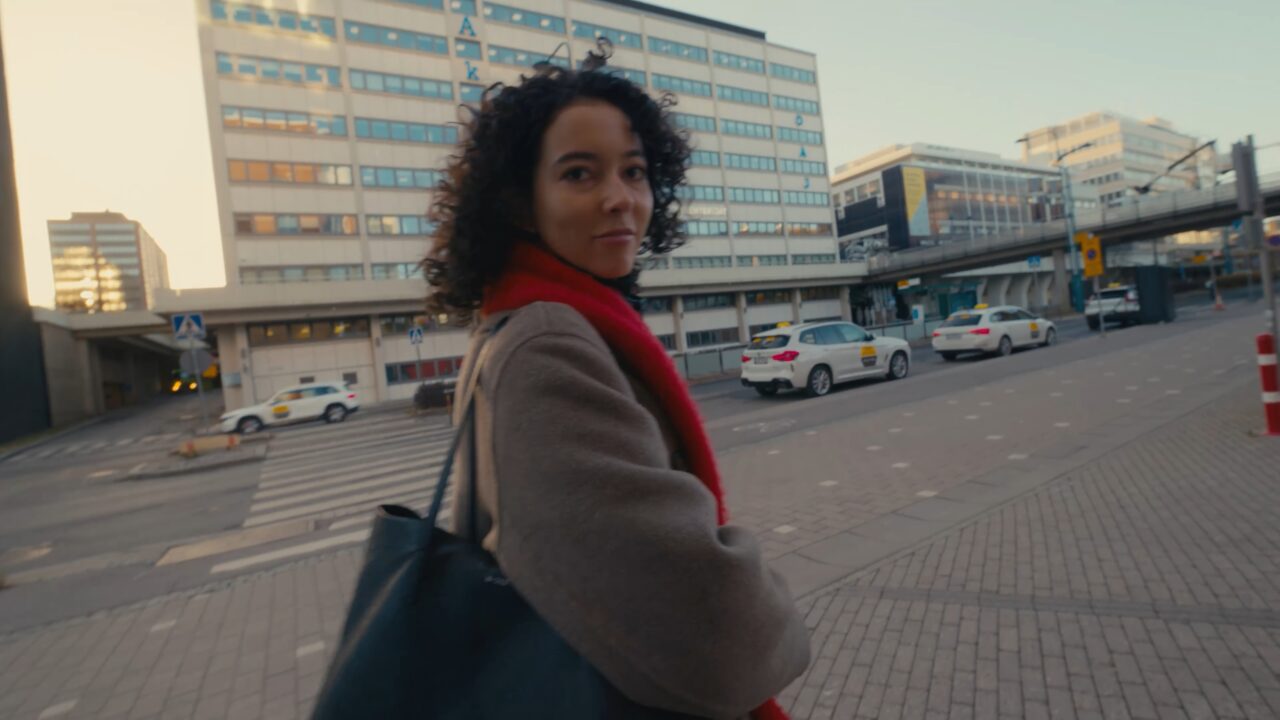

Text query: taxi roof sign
(775, 321), (791, 328)
(973, 304), (989, 310)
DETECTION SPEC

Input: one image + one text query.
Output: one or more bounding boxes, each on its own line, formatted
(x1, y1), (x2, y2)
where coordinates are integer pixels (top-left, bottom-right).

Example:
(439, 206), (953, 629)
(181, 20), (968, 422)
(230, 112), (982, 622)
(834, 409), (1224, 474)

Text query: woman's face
(531, 98), (653, 279)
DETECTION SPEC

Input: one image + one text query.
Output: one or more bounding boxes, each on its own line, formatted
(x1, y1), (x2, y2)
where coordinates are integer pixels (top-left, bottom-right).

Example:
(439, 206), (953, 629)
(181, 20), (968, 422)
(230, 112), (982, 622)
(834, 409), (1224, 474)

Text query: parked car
(741, 321), (911, 398)
(1085, 285), (1141, 330)
(220, 382), (359, 434)
(932, 305), (1057, 360)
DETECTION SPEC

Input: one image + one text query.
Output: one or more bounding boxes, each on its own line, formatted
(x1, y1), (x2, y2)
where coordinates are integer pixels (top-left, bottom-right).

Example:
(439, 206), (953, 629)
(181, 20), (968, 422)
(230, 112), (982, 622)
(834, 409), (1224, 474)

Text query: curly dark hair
(424, 42), (691, 324)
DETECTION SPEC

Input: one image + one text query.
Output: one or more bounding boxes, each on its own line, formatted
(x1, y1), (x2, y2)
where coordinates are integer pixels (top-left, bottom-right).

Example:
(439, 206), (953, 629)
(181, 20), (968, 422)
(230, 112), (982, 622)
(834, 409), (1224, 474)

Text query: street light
(1018, 130), (1093, 311)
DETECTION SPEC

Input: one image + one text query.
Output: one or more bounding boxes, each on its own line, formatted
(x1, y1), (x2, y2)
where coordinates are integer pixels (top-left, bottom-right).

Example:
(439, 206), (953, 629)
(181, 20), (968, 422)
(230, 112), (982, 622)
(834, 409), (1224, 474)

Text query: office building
(48, 211), (170, 313)
(196, 0), (850, 409)
(1019, 111), (1214, 206)
(831, 143), (1099, 257)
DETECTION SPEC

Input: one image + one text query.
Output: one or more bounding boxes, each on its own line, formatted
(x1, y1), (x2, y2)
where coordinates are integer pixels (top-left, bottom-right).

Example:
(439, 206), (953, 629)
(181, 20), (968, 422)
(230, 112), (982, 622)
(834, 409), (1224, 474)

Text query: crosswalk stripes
(11, 433), (182, 463)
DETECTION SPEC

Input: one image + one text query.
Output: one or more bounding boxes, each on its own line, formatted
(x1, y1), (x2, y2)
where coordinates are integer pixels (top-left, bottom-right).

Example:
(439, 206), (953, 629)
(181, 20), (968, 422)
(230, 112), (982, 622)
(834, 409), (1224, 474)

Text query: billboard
(902, 166), (930, 237)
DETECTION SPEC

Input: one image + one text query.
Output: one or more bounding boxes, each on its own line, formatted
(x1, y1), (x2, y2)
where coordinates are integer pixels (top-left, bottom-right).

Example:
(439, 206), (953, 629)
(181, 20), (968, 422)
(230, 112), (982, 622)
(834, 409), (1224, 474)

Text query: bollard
(1257, 334), (1280, 436)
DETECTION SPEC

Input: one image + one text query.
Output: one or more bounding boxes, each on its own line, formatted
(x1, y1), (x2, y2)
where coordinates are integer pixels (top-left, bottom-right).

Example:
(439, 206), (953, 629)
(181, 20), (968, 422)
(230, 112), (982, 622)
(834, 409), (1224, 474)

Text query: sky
(3, 0), (1278, 307)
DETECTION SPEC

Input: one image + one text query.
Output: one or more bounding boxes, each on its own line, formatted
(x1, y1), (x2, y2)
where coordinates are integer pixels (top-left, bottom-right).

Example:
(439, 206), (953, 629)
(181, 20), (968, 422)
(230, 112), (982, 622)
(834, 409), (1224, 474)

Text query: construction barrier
(1257, 333), (1280, 436)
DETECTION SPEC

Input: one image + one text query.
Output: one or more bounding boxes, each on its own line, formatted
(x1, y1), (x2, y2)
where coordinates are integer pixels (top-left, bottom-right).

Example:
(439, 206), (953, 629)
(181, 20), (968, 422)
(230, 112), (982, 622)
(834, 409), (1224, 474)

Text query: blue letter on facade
(459, 16), (477, 37)
(465, 61), (479, 81)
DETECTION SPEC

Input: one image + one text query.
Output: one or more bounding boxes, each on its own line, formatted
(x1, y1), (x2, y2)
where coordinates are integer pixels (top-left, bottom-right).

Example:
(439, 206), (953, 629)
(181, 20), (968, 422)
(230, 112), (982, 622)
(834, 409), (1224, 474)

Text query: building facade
(1019, 111), (1214, 206)
(195, 0), (856, 410)
(48, 211), (170, 313)
(830, 143), (1099, 257)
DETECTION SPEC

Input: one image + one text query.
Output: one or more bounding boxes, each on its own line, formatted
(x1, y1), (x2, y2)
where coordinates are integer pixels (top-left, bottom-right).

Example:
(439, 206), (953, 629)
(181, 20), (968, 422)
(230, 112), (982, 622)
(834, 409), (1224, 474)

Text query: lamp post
(1018, 130), (1092, 312)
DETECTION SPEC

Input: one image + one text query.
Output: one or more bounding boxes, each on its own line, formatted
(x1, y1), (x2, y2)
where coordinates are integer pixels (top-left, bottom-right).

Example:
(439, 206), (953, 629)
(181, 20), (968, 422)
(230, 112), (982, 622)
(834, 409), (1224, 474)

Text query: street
(2, 301), (1279, 720)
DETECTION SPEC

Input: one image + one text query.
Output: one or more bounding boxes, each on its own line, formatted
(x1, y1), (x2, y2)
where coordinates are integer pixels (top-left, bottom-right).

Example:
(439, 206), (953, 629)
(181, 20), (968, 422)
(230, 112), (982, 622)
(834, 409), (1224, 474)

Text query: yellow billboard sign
(1077, 232), (1103, 278)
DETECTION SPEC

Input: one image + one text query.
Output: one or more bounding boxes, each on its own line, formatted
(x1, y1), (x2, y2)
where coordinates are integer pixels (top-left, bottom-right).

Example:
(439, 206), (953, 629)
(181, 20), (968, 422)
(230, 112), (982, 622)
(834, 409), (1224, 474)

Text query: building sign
(902, 166), (930, 237)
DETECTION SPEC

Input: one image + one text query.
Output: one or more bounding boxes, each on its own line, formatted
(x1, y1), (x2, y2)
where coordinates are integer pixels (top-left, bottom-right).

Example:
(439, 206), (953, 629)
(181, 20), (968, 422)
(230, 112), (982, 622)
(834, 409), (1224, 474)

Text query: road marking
(979, 401), (992, 407)
(1184, 368), (1196, 373)
(244, 483), (433, 528)
(965, 415), (979, 420)
(947, 400), (958, 405)
(250, 470), (430, 512)
(1050, 392), (1063, 397)
(819, 481), (838, 487)
(115, 438), (135, 446)
(889, 427), (903, 433)
(767, 450), (780, 455)
(150, 620), (176, 633)
(157, 520), (312, 566)
(1054, 422), (1071, 428)
(1004, 389), (1016, 394)
(1008, 454), (1029, 461)
(1166, 389), (1182, 395)
(38, 700), (77, 719)
(773, 525), (796, 535)
(1117, 398), (1132, 404)
(1147, 377), (1160, 382)
(866, 445), (882, 451)
(1104, 372), (1115, 377)
(1060, 379), (1074, 385)
(1126, 386), (1139, 391)
(211, 530), (371, 574)
(87, 469), (116, 479)
(328, 504), (445, 531)
(296, 641), (326, 659)
(892, 462), (910, 469)
(915, 490), (937, 498)
(902, 412), (915, 417)
(805, 430), (818, 435)
(986, 435), (1003, 440)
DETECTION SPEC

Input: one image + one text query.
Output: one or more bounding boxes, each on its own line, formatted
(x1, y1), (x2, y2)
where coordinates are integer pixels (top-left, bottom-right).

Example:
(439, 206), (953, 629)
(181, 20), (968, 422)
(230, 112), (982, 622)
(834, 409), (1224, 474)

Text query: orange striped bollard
(1257, 334), (1280, 436)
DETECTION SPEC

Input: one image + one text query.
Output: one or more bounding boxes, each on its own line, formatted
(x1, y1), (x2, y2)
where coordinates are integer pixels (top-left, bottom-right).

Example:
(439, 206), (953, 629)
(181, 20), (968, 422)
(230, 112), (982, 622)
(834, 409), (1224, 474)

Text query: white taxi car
(931, 305), (1056, 360)
(741, 321), (912, 398)
(220, 382), (360, 434)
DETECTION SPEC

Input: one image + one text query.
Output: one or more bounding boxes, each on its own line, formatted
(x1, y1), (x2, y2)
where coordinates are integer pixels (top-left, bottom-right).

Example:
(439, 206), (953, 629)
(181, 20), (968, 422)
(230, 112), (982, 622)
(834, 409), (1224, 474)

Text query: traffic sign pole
(192, 335), (208, 435)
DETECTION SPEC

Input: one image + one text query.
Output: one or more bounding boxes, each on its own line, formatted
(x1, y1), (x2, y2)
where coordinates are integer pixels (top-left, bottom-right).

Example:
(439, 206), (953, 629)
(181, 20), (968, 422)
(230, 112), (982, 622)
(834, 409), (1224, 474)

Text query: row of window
(386, 357), (464, 385)
(773, 95), (820, 115)
(483, 2), (566, 33)
(782, 190), (830, 206)
(489, 44), (569, 69)
(354, 117), (459, 145)
(372, 263), (425, 280)
(720, 119), (773, 139)
(687, 328), (740, 348)
(713, 50), (765, 74)
(747, 289), (790, 305)
(673, 256), (732, 269)
(684, 221), (729, 236)
(653, 74), (712, 97)
(689, 150), (720, 167)
(210, 1), (336, 37)
(649, 37), (708, 63)
(248, 317), (370, 346)
(222, 106), (347, 136)
(777, 127), (823, 145)
(240, 265), (365, 284)
(233, 214), (432, 237)
(677, 185), (725, 202)
(672, 113), (716, 133)
(216, 52), (341, 87)
(228, 160), (353, 186)
(717, 85), (769, 107)
(726, 153), (776, 172)
(345, 20), (449, 55)
(350, 69), (454, 100)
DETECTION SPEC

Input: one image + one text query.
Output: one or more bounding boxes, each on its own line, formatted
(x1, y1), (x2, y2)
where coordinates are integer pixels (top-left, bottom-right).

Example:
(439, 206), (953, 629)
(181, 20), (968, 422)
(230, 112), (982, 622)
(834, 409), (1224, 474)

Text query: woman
(424, 46), (811, 720)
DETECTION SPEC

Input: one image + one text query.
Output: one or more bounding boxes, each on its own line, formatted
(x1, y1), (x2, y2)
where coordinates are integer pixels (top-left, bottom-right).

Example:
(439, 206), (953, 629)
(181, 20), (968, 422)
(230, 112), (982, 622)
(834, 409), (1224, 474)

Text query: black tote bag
(312, 320), (696, 719)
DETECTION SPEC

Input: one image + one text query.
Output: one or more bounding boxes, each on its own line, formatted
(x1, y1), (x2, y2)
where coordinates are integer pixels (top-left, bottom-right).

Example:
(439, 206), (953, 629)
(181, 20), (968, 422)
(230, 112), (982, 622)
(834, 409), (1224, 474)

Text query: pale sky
(3, 0), (1278, 307)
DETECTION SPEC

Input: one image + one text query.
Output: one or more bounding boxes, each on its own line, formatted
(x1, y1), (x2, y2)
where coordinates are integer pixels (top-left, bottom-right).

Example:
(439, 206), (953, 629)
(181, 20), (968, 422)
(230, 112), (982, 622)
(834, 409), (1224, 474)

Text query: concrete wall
(39, 323), (98, 427)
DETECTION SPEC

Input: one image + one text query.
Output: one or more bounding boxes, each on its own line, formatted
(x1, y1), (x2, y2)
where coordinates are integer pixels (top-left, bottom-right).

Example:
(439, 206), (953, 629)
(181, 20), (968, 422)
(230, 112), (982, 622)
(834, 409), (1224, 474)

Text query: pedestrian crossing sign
(172, 313), (206, 340)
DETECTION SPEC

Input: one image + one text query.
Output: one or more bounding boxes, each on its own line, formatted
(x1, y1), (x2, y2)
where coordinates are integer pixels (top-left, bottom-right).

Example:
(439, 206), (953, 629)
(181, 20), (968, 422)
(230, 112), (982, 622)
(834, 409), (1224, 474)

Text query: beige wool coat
(449, 301), (811, 719)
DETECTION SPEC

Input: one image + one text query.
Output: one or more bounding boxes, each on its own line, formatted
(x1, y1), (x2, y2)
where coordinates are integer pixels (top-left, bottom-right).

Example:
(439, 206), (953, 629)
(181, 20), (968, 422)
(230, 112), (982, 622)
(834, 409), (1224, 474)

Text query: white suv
(220, 382), (360, 434)
(741, 321), (912, 398)
(1085, 286), (1141, 330)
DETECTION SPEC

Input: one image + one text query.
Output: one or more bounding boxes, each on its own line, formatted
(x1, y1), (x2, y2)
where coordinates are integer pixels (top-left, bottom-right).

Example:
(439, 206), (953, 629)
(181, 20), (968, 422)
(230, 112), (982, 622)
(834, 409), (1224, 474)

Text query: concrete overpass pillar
(791, 288), (802, 323)
(1010, 274), (1031, 309)
(735, 292), (749, 343)
(1052, 249), (1071, 314)
(672, 297), (687, 353)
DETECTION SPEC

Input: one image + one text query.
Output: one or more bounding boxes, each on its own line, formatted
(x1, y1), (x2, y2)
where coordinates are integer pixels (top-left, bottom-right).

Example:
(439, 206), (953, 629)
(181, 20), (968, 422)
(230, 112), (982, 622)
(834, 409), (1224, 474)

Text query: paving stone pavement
(775, 382), (1280, 720)
(1, 329), (1277, 719)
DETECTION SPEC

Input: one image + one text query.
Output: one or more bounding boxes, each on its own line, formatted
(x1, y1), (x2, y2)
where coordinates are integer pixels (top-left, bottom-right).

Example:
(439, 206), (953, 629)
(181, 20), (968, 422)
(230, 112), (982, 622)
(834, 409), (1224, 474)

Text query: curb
(123, 444), (268, 481)
(0, 414), (113, 464)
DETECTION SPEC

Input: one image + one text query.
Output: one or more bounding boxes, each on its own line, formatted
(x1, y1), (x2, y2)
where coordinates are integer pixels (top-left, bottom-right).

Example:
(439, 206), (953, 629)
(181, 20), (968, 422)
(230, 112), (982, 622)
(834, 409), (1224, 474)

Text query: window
(725, 153), (776, 172)
(683, 221), (728, 236)
(787, 222), (833, 236)
(671, 112), (715, 133)
(728, 187), (780, 204)
(648, 37), (707, 63)
(571, 21), (640, 49)
(941, 314), (981, 328)
(770, 62), (816, 84)
(689, 150), (720, 167)
(800, 287), (840, 301)
(792, 253), (836, 265)
(777, 127), (823, 145)
(686, 328), (739, 348)
(746, 289), (790, 305)
(720, 119), (771, 139)
(772, 95), (820, 115)
(224, 106), (346, 136)
(596, 66), (646, 86)
(210, 2), (336, 38)
(652, 74), (711, 97)
(641, 256), (669, 270)
(372, 263), (426, 280)
(365, 215), (435, 236)
(460, 83), (485, 103)
(673, 256), (731, 269)
(676, 185), (724, 202)
(655, 334), (676, 351)
(717, 85), (769, 107)
(350, 69), (453, 100)
(447, 0), (474, 12)
(488, 45), (570, 69)
(355, 117), (458, 144)
(216, 52), (340, 87)
(813, 325), (843, 345)
(386, 356), (463, 384)
(683, 293), (734, 310)
(780, 159), (826, 175)
(234, 214), (358, 235)
(240, 267), (363, 285)
(228, 160), (352, 186)
(360, 166), (442, 189)
(783, 190), (829, 206)
(749, 327), (789, 343)
(713, 50), (763, 74)
(734, 221), (783, 236)
(639, 297), (672, 314)
(483, 3), (565, 33)
(342, 372), (358, 387)
(344, 21), (448, 55)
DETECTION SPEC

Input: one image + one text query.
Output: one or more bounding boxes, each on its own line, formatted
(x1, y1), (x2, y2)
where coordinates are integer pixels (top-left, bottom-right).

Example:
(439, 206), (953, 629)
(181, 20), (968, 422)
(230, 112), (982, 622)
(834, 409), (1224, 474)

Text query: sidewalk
(1, 337), (1276, 719)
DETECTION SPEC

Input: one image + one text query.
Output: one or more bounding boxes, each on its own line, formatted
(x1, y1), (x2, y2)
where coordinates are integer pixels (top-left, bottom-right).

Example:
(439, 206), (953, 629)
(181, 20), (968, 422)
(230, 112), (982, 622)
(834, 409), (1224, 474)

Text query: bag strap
(425, 316), (509, 528)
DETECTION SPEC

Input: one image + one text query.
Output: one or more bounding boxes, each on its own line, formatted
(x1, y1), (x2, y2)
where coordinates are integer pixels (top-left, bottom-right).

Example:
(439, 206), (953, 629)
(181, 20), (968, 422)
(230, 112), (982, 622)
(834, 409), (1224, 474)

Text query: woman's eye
(562, 167), (589, 181)
(625, 166), (648, 180)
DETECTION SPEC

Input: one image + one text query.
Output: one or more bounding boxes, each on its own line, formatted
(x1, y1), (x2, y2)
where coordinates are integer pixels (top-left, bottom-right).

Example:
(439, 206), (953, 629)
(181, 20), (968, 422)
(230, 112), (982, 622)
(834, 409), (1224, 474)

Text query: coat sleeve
(484, 327), (811, 719)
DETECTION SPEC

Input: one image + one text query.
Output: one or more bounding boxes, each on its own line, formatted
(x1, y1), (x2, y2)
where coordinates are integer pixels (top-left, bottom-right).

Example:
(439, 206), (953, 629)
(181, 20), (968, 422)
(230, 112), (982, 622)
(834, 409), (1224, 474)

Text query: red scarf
(482, 242), (789, 720)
